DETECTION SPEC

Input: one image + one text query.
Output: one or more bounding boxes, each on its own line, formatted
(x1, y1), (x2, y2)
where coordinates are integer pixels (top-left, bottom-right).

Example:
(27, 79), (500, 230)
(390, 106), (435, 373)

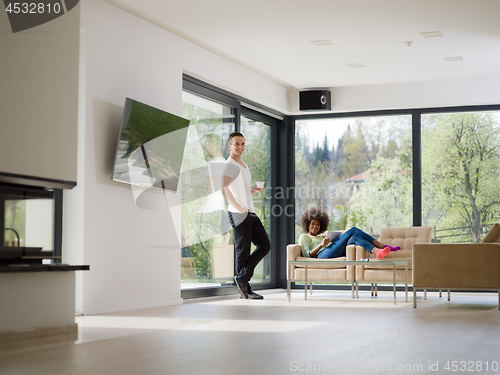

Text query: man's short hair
(228, 132), (244, 143)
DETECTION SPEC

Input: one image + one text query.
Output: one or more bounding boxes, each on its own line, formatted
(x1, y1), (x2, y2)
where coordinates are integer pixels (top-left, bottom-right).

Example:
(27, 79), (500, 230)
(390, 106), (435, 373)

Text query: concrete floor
(1, 289), (500, 375)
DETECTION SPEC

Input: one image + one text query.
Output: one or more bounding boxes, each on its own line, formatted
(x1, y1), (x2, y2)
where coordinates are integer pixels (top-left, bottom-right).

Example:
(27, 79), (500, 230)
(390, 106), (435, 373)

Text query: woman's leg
(347, 232), (392, 260)
(346, 235), (374, 253)
(318, 228), (374, 258)
(317, 242), (346, 259)
(319, 227), (395, 259)
(345, 227), (399, 251)
(349, 227), (376, 245)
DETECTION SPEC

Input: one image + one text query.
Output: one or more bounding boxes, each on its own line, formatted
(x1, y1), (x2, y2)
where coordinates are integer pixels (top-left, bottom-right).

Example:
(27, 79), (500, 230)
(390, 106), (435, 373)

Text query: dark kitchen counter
(0, 264), (89, 273)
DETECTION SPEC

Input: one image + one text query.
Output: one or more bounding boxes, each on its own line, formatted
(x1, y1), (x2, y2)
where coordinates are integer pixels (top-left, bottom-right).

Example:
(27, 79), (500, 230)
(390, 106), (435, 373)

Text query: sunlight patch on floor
(76, 316), (214, 330)
(177, 319), (326, 333)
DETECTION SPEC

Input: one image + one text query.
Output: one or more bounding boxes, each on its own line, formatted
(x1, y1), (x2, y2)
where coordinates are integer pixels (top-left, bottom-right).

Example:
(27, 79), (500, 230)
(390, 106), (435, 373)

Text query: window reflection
(180, 91), (234, 289)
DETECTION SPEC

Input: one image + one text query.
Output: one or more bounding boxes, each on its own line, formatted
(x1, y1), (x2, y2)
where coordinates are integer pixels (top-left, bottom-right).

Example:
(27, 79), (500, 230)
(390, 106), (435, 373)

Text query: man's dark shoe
(234, 275), (249, 299)
(247, 291), (264, 299)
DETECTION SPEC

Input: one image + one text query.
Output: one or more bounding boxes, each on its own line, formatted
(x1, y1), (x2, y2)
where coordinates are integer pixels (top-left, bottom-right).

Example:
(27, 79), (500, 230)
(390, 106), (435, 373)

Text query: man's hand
(251, 186), (264, 194)
(237, 206), (249, 214)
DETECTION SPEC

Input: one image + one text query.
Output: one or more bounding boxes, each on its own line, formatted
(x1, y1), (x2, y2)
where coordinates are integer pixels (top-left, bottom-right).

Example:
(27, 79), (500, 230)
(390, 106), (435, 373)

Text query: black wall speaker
(299, 90), (331, 111)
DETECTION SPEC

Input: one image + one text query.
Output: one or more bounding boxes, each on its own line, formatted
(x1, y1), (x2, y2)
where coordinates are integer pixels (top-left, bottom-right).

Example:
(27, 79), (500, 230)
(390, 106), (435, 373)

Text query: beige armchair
(286, 243), (355, 299)
(354, 226), (433, 295)
(413, 223), (500, 309)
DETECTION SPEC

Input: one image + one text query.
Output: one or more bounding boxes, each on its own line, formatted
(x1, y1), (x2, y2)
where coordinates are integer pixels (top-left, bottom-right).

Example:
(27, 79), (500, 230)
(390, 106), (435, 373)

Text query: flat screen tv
(112, 98), (190, 192)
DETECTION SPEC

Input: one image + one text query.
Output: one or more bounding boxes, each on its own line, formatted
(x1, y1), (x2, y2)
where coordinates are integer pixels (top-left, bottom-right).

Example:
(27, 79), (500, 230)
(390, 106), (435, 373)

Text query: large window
(422, 111), (500, 243)
(295, 116), (412, 240)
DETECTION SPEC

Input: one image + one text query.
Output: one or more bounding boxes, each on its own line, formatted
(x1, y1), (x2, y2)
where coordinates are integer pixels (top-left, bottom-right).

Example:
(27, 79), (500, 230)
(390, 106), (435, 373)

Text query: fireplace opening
(0, 183), (62, 265)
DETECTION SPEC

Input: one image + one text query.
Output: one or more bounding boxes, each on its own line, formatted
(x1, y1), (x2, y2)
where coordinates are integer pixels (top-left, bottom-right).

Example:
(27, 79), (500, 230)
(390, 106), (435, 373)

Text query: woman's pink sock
(385, 245), (401, 252)
(376, 246), (391, 260)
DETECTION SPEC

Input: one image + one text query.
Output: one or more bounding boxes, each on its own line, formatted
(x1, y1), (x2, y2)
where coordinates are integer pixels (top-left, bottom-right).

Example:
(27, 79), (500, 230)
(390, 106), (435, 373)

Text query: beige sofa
(355, 226), (432, 294)
(287, 226), (432, 300)
(286, 239), (355, 299)
(413, 223), (500, 309)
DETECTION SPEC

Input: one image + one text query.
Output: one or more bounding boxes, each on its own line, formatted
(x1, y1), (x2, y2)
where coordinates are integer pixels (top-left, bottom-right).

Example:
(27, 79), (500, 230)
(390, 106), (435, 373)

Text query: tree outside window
(422, 112), (500, 243)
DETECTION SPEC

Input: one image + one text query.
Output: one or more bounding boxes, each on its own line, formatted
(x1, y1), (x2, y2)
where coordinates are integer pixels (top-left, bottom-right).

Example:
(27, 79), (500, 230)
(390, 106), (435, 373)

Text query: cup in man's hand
(256, 181), (264, 189)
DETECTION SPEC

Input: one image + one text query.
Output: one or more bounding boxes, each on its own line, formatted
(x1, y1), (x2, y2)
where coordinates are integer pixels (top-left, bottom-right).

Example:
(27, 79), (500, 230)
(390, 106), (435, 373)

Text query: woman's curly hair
(300, 208), (330, 234)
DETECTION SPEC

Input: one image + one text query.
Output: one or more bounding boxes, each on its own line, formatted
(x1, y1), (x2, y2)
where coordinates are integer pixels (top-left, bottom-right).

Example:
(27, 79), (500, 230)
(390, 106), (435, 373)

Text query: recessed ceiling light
(311, 40), (332, 46)
(444, 56), (465, 62)
(346, 63), (366, 68)
(420, 31), (443, 38)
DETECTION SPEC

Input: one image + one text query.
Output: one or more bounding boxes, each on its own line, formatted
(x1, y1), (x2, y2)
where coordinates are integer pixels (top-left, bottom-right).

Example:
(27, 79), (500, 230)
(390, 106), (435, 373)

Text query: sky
(296, 118), (354, 152)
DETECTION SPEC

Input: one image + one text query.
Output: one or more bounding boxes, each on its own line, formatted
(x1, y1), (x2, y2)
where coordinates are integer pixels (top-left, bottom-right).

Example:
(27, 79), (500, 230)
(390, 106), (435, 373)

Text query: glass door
(240, 111), (273, 285)
(180, 88), (278, 292)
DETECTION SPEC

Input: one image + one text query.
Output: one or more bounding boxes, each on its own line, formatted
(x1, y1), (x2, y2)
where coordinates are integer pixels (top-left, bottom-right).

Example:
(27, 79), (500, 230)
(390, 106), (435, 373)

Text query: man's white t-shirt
(225, 156), (255, 213)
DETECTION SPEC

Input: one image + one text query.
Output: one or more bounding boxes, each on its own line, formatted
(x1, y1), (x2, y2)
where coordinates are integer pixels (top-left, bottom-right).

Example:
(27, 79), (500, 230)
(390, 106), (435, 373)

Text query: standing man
(222, 132), (270, 299)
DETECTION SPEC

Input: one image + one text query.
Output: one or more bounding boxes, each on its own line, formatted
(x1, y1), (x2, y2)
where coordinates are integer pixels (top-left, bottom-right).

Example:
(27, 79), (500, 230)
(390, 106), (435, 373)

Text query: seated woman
(298, 208), (400, 260)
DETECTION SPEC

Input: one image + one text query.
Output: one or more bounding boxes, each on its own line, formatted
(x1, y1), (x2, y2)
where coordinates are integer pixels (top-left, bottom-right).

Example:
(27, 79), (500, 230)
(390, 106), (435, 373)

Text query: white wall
(330, 77), (500, 113)
(67, 0), (287, 315)
(0, 3), (79, 184)
(0, 273), (75, 332)
(288, 76), (500, 114)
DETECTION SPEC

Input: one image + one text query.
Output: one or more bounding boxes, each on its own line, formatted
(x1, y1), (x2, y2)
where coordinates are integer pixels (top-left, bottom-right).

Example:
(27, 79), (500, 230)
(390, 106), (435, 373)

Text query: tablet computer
(326, 231), (342, 242)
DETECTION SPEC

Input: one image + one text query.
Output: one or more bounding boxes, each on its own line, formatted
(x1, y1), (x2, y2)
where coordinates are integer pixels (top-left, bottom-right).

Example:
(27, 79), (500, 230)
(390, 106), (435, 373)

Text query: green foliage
(333, 205), (372, 231)
(346, 207), (372, 231)
(349, 155), (412, 233)
(422, 112), (500, 242)
(187, 241), (212, 279)
(123, 100), (187, 155)
(333, 205), (349, 230)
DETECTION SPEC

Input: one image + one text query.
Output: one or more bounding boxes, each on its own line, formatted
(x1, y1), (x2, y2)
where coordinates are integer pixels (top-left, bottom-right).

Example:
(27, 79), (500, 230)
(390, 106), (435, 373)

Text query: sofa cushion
(379, 227), (432, 252)
(482, 223), (500, 244)
(293, 256), (347, 269)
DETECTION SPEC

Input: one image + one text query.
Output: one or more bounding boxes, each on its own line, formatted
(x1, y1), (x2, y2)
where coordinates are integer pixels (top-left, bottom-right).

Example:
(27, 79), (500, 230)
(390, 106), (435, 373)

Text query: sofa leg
(413, 289), (417, 308)
(351, 282), (355, 298)
(424, 289), (427, 300)
(498, 291), (500, 310)
(371, 283), (374, 296)
(448, 290), (450, 301)
(310, 282), (313, 295)
(375, 283), (378, 296)
(439, 290), (442, 297)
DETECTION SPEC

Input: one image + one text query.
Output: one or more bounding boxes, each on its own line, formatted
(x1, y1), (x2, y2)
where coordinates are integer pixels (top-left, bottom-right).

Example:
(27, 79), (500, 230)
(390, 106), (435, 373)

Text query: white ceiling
(107, 0), (500, 90)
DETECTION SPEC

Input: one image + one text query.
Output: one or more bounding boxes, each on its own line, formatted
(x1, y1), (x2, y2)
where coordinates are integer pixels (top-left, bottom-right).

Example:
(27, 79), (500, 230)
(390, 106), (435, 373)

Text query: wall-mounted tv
(112, 98), (190, 192)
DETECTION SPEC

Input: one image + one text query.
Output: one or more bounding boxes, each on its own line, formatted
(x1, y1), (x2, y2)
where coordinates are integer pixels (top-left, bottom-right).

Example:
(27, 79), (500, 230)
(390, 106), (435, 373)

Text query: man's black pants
(228, 212), (270, 281)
